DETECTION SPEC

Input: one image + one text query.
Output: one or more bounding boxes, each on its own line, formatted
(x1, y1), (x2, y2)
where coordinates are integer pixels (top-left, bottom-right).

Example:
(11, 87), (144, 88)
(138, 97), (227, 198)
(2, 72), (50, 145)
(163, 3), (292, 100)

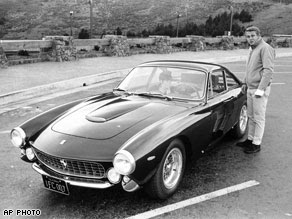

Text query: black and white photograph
(0, 0), (292, 218)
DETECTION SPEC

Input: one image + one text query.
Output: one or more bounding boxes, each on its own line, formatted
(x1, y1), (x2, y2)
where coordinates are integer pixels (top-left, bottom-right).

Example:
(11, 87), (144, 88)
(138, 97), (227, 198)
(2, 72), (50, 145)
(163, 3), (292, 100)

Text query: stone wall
(2, 35), (292, 67)
(266, 37), (278, 48)
(220, 36), (235, 50)
(103, 35), (130, 57)
(44, 36), (78, 62)
(151, 36), (172, 54)
(0, 47), (9, 68)
(186, 35), (206, 51)
(279, 37), (292, 48)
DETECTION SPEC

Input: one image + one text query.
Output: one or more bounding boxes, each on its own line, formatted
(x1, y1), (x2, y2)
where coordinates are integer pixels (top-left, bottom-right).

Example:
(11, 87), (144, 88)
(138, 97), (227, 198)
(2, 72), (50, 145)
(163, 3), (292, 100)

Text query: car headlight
(10, 127), (26, 148)
(107, 168), (121, 184)
(113, 150), (135, 175)
(26, 147), (36, 161)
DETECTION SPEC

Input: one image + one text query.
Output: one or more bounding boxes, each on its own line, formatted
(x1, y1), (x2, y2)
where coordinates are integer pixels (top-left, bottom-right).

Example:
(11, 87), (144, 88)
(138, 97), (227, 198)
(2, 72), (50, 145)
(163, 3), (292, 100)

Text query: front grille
(33, 148), (106, 179)
(40, 164), (106, 184)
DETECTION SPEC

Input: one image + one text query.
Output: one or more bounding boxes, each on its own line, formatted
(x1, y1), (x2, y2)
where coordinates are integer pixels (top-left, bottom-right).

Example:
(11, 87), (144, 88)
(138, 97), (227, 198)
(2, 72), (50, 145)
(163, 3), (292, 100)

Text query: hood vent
(85, 115), (107, 123)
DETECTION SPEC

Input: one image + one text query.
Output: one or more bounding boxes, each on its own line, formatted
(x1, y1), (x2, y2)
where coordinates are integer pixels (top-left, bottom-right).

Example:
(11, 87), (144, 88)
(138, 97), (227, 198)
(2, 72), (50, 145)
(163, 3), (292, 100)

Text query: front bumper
(32, 163), (113, 189)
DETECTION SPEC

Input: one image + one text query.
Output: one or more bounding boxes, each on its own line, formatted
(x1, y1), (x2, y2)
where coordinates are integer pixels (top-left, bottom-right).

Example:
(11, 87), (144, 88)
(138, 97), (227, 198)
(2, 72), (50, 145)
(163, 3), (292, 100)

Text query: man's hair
(245, 26), (261, 36)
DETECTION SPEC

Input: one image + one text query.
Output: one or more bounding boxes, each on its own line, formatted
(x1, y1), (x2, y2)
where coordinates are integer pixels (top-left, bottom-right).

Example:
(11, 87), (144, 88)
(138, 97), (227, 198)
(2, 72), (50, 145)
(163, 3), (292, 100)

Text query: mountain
(0, 0), (292, 40)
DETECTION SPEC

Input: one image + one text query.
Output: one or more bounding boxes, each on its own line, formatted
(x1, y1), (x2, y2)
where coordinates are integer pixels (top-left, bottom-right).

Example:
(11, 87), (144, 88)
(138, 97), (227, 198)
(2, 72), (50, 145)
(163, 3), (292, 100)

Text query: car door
(207, 69), (236, 139)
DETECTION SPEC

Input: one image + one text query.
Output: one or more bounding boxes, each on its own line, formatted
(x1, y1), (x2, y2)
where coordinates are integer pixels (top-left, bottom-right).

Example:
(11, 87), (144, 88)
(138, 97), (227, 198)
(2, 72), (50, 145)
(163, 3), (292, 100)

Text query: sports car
(10, 60), (248, 199)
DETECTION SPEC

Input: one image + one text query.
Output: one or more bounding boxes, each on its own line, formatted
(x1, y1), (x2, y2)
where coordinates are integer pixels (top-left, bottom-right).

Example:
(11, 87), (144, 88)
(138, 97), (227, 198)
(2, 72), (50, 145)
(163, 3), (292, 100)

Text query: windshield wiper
(136, 92), (173, 101)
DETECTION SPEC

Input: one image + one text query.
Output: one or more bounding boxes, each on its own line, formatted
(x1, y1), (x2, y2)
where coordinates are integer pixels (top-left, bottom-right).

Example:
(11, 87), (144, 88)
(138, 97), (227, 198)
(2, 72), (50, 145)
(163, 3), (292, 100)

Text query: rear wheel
(145, 139), (186, 199)
(232, 103), (248, 138)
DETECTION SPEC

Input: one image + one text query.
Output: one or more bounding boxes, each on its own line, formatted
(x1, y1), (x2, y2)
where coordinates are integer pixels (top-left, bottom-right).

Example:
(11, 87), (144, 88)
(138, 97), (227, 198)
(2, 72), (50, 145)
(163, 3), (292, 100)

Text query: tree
(239, 9), (253, 23)
(180, 22), (199, 36)
(232, 23), (244, 36)
(126, 30), (137, 38)
(141, 29), (150, 37)
(205, 16), (214, 36)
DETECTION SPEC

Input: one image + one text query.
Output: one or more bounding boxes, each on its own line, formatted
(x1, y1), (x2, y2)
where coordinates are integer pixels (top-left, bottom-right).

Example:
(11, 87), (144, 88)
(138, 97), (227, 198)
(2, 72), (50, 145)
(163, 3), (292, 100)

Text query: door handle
(223, 96), (235, 103)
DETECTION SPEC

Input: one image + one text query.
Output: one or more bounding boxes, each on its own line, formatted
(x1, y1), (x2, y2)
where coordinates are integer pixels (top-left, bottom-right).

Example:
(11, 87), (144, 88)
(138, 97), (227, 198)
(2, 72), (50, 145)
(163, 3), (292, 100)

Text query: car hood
(51, 95), (186, 140)
(33, 94), (191, 160)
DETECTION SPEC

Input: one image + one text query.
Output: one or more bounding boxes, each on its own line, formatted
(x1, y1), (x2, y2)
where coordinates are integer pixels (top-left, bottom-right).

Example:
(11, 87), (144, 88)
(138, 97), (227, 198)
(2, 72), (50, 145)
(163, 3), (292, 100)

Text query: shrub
(78, 29), (89, 39)
(18, 50), (29, 56)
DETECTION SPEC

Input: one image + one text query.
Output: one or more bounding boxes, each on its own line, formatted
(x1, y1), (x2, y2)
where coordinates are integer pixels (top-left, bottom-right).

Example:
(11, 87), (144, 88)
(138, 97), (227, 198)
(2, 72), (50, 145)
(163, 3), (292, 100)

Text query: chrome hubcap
(162, 148), (183, 189)
(239, 105), (248, 132)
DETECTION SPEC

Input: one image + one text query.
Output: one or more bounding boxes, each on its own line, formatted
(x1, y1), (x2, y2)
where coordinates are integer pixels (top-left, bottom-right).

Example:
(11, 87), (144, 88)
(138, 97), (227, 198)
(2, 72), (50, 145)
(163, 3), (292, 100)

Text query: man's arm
(255, 45), (275, 97)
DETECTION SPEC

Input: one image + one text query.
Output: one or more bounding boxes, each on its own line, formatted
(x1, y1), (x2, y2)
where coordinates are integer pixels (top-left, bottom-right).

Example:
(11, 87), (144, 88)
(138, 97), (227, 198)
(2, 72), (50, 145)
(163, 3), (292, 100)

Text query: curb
(0, 69), (130, 106)
(1, 52), (291, 107)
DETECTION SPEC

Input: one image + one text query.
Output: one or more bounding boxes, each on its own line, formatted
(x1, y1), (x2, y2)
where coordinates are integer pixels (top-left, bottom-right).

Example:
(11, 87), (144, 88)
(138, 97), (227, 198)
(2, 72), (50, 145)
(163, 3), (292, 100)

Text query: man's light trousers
(247, 86), (271, 145)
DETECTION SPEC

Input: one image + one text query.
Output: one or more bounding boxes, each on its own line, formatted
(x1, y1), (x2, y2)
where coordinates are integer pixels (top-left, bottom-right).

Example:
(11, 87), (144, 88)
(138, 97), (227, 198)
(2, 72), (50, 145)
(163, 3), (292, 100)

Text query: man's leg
(252, 87), (270, 145)
(237, 88), (254, 147)
(244, 87), (270, 153)
(247, 89), (255, 141)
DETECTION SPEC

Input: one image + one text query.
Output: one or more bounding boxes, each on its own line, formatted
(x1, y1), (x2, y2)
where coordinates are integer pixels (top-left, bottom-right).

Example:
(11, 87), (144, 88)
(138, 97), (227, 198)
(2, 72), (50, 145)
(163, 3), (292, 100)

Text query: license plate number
(42, 175), (69, 195)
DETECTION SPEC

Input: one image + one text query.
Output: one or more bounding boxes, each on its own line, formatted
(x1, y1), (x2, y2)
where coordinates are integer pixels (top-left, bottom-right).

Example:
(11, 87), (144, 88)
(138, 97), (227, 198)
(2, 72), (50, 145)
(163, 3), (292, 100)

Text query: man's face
(245, 31), (260, 46)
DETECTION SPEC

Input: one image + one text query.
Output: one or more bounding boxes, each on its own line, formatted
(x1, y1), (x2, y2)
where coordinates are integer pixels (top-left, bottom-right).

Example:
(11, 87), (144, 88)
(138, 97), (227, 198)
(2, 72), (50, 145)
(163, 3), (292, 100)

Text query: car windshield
(117, 66), (207, 101)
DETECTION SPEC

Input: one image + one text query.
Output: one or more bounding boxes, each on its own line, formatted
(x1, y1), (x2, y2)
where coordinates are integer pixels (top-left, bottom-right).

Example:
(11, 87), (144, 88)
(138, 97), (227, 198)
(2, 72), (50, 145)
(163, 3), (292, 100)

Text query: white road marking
(234, 72), (292, 74)
(271, 82), (286, 85)
(0, 130), (10, 134)
(126, 180), (260, 219)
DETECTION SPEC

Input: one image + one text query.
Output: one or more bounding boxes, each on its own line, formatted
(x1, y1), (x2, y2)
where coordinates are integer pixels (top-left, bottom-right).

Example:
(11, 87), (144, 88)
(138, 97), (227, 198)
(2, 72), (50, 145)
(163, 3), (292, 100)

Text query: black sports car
(10, 60), (248, 199)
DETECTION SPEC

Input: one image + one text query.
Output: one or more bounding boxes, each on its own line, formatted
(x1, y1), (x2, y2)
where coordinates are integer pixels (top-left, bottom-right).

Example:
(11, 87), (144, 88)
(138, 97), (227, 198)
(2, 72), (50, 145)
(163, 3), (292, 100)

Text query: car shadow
(30, 134), (252, 218)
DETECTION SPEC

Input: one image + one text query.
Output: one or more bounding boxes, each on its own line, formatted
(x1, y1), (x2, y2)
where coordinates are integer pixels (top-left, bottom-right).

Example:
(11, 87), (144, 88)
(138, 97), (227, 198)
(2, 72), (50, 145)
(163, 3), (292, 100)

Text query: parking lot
(0, 56), (292, 219)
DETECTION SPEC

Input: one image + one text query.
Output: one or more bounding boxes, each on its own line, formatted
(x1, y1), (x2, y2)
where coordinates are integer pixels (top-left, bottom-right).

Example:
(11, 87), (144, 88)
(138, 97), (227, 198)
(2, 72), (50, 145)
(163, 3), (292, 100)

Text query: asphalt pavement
(1, 48), (292, 107)
(0, 56), (292, 218)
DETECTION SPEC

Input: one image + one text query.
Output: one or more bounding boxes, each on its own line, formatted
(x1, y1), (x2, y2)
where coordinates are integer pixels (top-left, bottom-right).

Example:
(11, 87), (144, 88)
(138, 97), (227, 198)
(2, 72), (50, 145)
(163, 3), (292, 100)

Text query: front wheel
(232, 103), (248, 138)
(145, 139), (186, 199)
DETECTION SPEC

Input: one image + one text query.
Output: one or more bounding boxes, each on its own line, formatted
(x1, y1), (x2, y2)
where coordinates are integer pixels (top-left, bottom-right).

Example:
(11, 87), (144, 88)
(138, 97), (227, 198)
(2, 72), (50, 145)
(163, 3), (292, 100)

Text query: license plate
(42, 175), (69, 195)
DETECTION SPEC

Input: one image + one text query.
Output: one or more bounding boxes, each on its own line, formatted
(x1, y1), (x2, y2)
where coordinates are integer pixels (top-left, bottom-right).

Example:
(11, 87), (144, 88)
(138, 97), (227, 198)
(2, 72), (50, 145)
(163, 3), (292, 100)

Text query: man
(237, 26), (276, 154)
(157, 68), (172, 95)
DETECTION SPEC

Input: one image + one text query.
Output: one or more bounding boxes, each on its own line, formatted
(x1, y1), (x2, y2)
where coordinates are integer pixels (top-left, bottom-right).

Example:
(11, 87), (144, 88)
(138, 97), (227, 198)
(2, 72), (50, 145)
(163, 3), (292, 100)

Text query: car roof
(138, 60), (225, 72)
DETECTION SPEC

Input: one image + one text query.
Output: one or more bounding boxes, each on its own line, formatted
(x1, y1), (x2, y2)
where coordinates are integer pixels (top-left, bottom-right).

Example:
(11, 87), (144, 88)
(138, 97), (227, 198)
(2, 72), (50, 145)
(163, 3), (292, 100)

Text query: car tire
(232, 103), (248, 138)
(145, 139), (186, 199)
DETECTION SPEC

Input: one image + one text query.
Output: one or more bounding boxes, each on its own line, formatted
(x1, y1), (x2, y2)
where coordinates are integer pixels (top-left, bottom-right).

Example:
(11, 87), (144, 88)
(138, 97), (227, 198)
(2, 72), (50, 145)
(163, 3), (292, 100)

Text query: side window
(225, 71), (239, 89)
(208, 70), (226, 98)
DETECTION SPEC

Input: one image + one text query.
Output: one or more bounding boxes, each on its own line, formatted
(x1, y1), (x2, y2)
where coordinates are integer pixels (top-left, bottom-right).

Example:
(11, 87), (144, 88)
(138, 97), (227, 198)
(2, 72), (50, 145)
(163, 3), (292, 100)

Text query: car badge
(60, 140), (66, 145)
(60, 159), (67, 168)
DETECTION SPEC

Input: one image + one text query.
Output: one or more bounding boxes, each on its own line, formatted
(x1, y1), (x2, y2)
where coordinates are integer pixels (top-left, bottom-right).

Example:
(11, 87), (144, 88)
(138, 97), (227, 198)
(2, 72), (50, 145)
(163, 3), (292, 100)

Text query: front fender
(119, 111), (210, 183)
(19, 99), (85, 142)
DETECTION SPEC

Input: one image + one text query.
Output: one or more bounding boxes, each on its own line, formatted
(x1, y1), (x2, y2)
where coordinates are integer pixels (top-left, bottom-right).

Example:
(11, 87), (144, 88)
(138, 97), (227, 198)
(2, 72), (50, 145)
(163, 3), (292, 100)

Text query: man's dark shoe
(244, 143), (261, 154)
(236, 139), (252, 148)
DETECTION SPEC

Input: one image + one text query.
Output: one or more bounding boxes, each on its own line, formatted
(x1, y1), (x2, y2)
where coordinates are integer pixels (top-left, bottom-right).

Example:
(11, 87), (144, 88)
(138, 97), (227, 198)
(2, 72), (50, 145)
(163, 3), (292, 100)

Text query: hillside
(0, 0), (292, 40)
